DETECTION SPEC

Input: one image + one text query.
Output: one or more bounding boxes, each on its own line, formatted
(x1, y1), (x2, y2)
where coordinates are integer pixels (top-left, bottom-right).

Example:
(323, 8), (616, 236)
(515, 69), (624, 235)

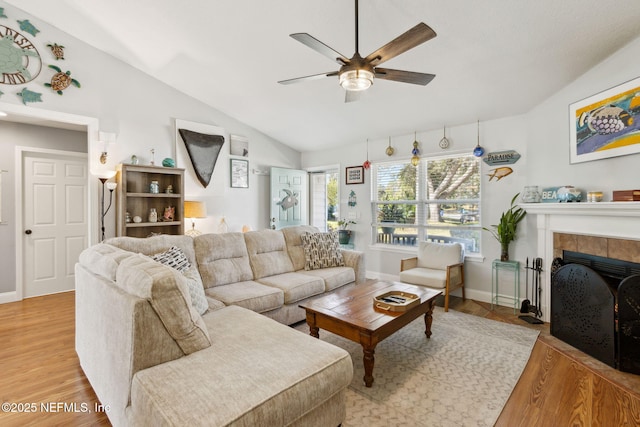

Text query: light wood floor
(1, 291), (638, 426)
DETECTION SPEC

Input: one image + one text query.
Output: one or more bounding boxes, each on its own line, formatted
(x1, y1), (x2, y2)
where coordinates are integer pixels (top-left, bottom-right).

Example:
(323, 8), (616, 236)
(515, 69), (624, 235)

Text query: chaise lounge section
(75, 226), (364, 426)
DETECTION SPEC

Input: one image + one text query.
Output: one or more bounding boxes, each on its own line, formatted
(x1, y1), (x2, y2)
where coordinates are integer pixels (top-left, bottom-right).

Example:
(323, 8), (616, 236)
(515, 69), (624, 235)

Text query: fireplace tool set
(519, 257), (544, 324)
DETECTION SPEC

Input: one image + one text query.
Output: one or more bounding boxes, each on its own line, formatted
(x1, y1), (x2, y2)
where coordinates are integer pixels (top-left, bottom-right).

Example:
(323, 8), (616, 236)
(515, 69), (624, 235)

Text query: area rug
(295, 307), (539, 427)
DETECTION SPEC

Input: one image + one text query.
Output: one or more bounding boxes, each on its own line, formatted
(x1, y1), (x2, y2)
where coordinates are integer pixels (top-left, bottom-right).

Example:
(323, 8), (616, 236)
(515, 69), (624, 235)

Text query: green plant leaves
(482, 193), (526, 244)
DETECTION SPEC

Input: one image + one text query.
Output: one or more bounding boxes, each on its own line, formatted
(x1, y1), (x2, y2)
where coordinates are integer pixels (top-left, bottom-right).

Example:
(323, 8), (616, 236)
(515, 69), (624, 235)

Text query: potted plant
(337, 218), (356, 244)
(483, 193), (526, 261)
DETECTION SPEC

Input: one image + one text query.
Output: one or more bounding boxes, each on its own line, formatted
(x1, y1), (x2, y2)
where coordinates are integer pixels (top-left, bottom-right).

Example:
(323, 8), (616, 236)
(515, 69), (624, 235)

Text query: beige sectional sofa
(75, 226), (365, 426)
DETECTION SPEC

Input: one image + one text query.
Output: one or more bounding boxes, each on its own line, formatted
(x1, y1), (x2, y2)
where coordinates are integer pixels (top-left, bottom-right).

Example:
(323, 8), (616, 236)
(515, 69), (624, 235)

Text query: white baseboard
(0, 291), (19, 304)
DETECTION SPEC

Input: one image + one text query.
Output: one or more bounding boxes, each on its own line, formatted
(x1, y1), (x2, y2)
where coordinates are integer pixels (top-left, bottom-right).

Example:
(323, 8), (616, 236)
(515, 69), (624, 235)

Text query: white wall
(302, 34), (640, 304)
(0, 1), (300, 297)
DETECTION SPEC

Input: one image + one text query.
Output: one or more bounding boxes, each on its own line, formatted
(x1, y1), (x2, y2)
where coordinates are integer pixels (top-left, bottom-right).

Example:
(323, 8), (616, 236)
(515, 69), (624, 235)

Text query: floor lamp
(184, 200), (207, 237)
(96, 172), (117, 241)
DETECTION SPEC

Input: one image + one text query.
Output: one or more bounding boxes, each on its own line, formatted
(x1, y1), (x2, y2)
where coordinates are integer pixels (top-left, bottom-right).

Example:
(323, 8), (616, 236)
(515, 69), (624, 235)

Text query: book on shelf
(613, 190), (640, 201)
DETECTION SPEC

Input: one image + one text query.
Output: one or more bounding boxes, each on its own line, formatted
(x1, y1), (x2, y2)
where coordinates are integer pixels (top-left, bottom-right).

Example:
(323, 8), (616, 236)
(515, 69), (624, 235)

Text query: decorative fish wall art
(487, 167), (513, 181)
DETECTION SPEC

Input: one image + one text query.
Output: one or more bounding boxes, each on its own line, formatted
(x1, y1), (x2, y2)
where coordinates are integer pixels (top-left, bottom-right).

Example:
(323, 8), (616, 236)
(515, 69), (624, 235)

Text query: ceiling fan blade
(365, 23), (436, 66)
(278, 71), (339, 85)
(345, 90), (364, 103)
(290, 33), (349, 65)
(374, 68), (436, 85)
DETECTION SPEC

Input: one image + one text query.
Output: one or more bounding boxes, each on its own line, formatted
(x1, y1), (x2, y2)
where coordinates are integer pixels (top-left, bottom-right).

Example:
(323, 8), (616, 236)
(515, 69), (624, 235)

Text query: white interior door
(23, 152), (88, 298)
(270, 167), (308, 229)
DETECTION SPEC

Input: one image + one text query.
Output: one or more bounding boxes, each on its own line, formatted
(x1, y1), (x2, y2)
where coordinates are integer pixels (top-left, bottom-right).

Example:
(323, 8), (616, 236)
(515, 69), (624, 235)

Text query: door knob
(25, 229), (32, 235)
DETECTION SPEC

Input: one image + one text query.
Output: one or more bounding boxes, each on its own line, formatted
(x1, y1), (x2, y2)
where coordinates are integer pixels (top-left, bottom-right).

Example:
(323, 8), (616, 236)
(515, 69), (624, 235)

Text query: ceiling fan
(278, 0), (437, 102)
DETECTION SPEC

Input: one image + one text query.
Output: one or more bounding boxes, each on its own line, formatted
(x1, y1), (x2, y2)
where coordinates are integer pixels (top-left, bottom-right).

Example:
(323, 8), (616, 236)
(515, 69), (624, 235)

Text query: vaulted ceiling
(8, 0), (640, 152)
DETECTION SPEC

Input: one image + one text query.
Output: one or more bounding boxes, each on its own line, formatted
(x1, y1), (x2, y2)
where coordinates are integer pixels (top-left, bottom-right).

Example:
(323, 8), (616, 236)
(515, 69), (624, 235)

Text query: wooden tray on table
(373, 290), (420, 312)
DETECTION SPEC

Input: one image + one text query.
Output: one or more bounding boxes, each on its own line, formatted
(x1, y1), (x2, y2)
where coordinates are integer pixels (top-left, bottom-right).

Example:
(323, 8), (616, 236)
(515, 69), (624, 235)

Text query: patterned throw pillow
(151, 246), (208, 315)
(300, 232), (344, 271)
(151, 246), (191, 272)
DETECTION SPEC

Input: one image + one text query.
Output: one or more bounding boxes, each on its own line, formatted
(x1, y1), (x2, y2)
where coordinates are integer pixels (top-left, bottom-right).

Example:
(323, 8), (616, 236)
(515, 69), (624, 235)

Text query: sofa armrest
(400, 257), (418, 272)
(340, 249), (366, 284)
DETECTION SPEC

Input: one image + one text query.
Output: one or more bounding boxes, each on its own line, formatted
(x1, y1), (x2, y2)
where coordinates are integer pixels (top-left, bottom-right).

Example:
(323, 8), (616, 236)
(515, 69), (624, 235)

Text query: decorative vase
(338, 230), (352, 245)
(500, 242), (510, 261)
(521, 186), (541, 203)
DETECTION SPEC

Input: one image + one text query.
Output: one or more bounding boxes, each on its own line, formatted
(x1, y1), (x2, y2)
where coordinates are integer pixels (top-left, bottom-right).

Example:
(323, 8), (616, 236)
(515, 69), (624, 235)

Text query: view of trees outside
(326, 172), (339, 230)
(373, 155), (481, 252)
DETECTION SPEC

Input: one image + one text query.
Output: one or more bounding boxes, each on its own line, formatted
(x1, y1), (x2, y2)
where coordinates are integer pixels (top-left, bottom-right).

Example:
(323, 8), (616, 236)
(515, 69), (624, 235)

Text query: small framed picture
(230, 158), (249, 188)
(230, 134), (249, 157)
(345, 166), (364, 185)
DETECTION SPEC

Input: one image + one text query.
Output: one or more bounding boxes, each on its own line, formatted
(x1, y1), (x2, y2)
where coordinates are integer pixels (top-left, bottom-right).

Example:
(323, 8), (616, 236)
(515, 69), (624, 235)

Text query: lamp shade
(184, 201), (207, 218)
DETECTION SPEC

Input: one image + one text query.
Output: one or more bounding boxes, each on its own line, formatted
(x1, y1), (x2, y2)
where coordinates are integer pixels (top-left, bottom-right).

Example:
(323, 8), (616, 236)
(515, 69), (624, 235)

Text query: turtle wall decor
(0, 25), (42, 85)
(44, 64), (80, 95)
(17, 19), (39, 37)
(17, 87), (42, 105)
(47, 43), (64, 60)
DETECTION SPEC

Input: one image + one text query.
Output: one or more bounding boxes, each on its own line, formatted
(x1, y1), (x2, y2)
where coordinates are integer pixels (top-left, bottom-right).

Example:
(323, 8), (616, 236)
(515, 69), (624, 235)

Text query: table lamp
(184, 201), (207, 236)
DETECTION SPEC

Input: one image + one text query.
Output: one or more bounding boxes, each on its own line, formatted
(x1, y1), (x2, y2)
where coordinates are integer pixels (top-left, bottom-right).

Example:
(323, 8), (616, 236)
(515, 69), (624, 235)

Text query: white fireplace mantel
(521, 202), (640, 218)
(519, 202), (640, 322)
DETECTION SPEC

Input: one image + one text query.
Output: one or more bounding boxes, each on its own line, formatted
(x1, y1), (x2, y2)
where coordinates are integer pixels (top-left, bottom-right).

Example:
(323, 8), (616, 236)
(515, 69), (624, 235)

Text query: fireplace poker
(519, 256), (543, 324)
(536, 257), (543, 317)
(520, 257), (530, 313)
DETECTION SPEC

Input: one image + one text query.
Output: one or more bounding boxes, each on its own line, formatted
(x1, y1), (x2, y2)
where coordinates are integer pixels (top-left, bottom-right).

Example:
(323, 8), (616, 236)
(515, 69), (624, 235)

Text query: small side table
(491, 260), (520, 314)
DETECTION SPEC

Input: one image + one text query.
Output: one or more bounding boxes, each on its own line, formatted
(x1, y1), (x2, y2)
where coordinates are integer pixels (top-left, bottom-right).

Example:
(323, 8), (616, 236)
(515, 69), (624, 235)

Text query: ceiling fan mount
(278, 0), (437, 102)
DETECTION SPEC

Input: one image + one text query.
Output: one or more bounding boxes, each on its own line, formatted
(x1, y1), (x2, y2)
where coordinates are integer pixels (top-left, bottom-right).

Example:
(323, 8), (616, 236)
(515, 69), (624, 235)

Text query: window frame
(371, 153), (482, 254)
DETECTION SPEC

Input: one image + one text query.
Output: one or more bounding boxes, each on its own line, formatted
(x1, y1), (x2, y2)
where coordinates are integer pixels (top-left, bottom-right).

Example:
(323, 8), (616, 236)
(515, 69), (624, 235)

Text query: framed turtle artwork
(569, 75), (640, 164)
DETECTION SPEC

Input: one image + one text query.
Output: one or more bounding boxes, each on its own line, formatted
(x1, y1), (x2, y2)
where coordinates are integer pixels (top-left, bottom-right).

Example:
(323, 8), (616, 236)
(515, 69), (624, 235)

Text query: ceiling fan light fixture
(340, 69), (374, 91)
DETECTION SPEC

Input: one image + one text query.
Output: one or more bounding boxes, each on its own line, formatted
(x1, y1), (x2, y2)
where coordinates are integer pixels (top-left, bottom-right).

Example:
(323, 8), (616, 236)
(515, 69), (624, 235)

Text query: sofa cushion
(115, 254), (211, 354)
(300, 231), (344, 270)
(151, 246), (209, 316)
(204, 281), (284, 313)
(399, 267), (447, 289)
(282, 225), (321, 271)
(244, 230), (295, 279)
(151, 246), (209, 314)
(257, 272), (325, 304)
(106, 234), (197, 266)
(297, 267), (356, 292)
(194, 233), (253, 287)
(78, 243), (134, 281)
(130, 305), (353, 427)
(417, 241), (463, 270)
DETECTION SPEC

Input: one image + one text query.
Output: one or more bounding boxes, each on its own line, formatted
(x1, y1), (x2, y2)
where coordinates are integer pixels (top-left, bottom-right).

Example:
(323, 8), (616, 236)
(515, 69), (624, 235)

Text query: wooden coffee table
(299, 281), (441, 387)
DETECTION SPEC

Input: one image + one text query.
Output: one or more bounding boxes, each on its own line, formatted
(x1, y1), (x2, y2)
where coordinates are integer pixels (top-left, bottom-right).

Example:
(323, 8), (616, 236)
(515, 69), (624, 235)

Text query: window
(372, 154), (481, 254)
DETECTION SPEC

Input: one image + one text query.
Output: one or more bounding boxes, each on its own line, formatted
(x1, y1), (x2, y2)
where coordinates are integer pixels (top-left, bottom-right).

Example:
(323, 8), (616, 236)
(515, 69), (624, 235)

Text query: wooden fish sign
(487, 167), (513, 181)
